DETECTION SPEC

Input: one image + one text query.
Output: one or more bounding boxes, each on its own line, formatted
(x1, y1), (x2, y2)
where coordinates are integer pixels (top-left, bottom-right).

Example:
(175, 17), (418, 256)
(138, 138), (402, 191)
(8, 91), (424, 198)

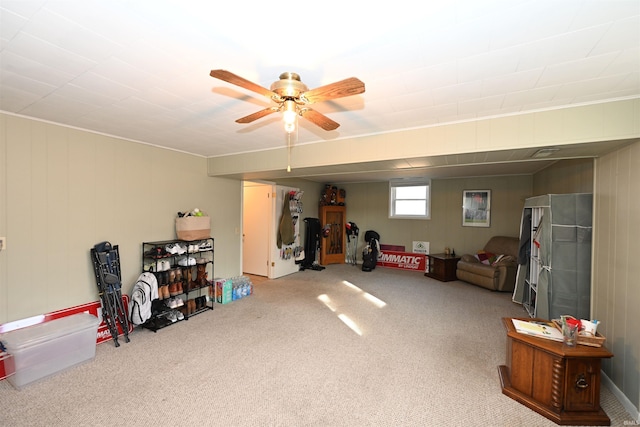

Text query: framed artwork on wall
(462, 190), (491, 227)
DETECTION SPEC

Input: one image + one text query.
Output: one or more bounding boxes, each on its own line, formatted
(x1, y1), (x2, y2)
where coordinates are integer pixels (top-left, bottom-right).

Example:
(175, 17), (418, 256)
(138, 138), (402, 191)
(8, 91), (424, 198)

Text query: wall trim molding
(602, 371), (640, 423)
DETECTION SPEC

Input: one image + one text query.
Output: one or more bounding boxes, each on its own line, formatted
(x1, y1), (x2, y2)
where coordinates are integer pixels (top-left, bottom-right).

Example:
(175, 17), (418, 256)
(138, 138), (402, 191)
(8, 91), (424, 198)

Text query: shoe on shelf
(188, 244), (200, 253)
(156, 246), (169, 257)
(165, 243), (179, 254)
(198, 240), (213, 251)
(166, 297), (178, 309)
(174, 296), (184, 307)
(178, 305), (188, 317)
(150, 260), (167, 272)
(178, 256), (196, 266)
(143, 249), (156, 258)
(158, 316), (173, 328)
(182, 267), (192, 282)
(145, 246), (168, 258)
(169, 243), (188, 255)
(164, 310), (178, 323)
(168, 282), (178, 296)
(174, 309), (184, 321)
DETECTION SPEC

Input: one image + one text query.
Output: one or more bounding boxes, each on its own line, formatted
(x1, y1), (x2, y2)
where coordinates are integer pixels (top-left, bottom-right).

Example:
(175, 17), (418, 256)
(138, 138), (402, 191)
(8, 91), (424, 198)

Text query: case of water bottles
(215, 276), (253, 304)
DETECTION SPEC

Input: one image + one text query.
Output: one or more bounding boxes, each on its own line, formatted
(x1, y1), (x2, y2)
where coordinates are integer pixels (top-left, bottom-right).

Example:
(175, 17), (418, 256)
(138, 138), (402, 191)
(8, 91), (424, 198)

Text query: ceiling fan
(209, 70), (365, 132)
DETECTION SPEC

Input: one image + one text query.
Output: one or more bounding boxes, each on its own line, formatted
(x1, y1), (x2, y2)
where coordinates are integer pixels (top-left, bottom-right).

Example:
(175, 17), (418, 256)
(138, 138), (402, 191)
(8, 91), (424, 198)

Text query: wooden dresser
(498, 317), (613, 426)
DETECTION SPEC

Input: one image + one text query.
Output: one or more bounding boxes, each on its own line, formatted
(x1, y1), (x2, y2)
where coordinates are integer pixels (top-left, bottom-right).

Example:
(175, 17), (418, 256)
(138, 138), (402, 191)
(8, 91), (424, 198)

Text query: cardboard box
(1, 313), (100, 389)
(176, 216), (210, 241)
(216, 279), (232, 304)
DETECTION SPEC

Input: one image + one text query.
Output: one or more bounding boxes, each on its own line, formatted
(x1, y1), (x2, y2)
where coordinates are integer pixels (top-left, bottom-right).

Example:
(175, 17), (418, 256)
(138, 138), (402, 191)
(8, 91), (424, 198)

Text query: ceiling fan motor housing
(270, 72), (309, 100)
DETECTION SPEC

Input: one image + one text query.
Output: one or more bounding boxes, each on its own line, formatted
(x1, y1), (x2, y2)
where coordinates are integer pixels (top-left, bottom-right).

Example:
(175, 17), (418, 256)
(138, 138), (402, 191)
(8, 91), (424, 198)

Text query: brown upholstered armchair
(455, 236), (520, 292)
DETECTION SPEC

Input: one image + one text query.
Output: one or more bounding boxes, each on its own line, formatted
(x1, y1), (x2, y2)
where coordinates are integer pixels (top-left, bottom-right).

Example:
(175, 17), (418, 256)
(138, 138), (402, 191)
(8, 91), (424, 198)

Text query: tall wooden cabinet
(319, 205), (346, 265)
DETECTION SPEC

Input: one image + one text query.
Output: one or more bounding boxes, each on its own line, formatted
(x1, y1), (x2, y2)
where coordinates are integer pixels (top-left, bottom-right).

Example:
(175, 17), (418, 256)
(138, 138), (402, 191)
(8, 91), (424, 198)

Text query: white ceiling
(1, 1), (639, 182)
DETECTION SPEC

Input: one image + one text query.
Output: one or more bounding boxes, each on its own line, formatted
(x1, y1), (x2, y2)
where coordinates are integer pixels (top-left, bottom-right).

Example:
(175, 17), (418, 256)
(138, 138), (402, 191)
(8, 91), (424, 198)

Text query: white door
(242, 182), (271, 276)
(269, 185), (302, 279)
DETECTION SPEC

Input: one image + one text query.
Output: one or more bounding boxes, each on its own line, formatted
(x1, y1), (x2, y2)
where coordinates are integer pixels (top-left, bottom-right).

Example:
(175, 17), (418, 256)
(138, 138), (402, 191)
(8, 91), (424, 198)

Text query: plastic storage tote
(1, 313), (100, 389)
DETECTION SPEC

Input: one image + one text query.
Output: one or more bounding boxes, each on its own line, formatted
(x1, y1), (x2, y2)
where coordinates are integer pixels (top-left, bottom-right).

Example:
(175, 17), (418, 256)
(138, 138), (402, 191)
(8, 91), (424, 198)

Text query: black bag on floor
(362, 230), (380, 272)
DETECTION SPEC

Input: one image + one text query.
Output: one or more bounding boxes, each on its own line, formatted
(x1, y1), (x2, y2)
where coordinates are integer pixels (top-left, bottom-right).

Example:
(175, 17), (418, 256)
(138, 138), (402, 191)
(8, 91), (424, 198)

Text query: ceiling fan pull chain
(287, 132), (292, 173)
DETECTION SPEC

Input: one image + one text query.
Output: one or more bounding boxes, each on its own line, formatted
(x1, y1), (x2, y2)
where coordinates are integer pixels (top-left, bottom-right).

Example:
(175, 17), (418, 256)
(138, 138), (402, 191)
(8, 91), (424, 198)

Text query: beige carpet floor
(0, 264), (634, 426)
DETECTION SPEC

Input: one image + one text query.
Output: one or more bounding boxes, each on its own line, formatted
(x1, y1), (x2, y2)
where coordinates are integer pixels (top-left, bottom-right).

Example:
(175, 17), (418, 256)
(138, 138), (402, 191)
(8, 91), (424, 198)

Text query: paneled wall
(592, 141), (640, 417)
(532, 152), (639, 417)
(0, 113), (242, 323)
(532, 158), (594, 195)
(339, 175), (533, 257)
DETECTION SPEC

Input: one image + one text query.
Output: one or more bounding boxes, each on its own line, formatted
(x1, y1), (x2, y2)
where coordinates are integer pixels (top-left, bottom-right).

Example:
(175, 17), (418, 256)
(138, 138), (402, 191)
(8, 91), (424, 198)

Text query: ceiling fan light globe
(284, 120), (296, 134)
(283, 109), (297, 124)
(283, 99), (297, 133)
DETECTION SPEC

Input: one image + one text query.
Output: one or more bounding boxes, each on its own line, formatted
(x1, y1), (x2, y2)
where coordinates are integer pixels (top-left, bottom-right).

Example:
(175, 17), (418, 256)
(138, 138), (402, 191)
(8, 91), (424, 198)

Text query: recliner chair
(456, 236), (520, 292)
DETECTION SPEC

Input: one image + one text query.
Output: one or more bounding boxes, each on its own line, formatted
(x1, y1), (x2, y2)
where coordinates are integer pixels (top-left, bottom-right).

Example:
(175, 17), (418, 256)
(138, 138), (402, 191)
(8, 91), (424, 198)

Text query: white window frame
(389, 178), (431, 219)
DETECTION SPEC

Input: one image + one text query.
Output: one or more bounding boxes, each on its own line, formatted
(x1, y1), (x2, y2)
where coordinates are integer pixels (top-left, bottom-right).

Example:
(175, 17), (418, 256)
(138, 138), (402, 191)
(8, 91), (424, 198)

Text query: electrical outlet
(0, 237), (5, 251)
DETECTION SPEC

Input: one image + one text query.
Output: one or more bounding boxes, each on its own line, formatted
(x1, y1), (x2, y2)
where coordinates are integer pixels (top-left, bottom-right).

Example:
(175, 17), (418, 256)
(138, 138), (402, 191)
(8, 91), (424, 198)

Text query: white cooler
(1, 313), (100, 389)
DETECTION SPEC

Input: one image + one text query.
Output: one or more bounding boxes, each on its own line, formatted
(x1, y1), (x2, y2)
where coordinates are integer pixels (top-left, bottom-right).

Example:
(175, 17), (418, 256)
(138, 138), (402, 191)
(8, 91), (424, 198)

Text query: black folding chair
(90, 241), (130, 347)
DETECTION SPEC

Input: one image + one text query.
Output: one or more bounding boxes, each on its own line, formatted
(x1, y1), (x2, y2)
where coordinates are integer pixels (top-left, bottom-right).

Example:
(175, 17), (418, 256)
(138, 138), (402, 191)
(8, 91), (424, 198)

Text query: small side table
(424, 253), (461, 281)
(499, 317), (613, 426)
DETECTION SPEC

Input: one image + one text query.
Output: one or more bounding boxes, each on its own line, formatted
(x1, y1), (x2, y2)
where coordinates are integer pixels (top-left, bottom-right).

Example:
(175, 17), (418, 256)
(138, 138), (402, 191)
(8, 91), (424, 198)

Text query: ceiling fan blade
(301, 77), (365, 104)
(210, 69), (279, 100)
(300, 108), (340, 131)
(236, 107), (278, 124)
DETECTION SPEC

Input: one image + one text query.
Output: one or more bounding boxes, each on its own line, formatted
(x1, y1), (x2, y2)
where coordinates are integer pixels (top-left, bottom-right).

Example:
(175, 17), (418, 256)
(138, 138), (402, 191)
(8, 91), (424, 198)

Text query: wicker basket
(552, 319), (606, 347)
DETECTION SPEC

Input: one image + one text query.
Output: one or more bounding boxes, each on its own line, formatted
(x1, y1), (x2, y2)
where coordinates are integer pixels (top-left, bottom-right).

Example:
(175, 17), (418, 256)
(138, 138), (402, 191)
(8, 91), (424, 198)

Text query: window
(389, 178), (431, 219)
